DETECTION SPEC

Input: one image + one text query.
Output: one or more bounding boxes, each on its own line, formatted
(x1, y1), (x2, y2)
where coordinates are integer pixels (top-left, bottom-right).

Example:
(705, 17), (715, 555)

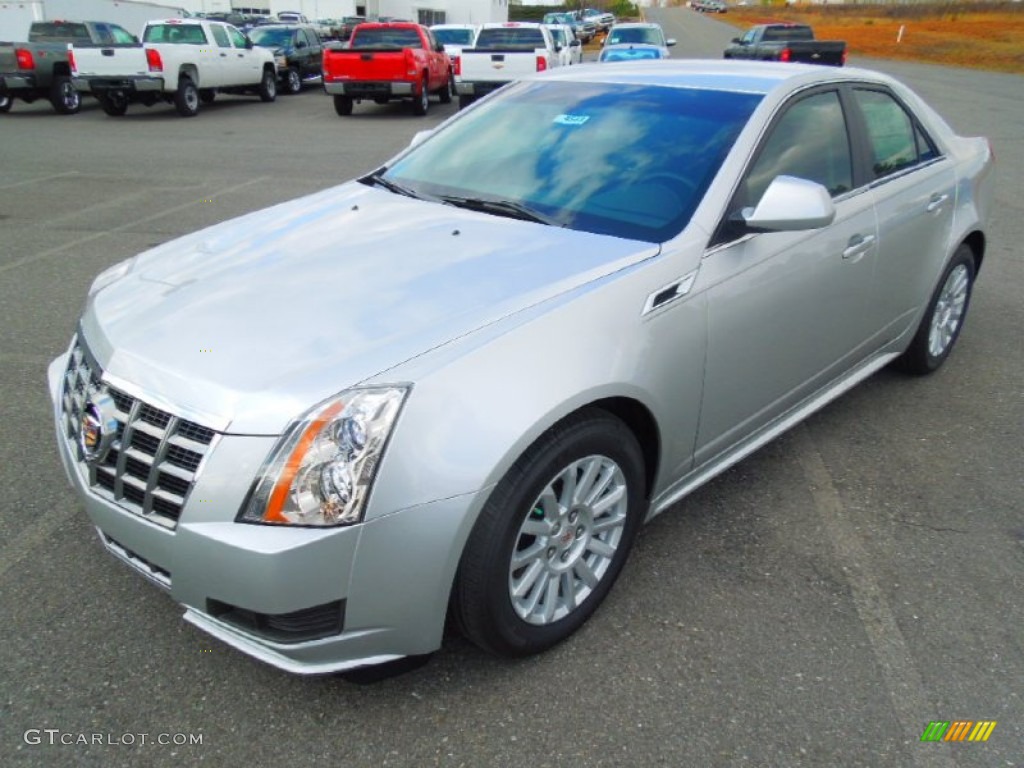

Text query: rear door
(850, 85), (957, 343)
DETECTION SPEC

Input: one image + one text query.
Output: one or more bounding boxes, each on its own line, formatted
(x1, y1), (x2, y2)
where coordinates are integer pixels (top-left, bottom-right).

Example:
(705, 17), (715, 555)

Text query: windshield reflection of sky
(388, 81), (762, 242)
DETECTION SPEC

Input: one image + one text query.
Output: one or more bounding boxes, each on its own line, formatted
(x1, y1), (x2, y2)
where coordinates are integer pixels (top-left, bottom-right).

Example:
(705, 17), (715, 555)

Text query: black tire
(283, 67), (302, 94)
(439, 71), (453, 104)
(258, 67), (277, 102)
(896, 244), (976, 375)
(199, 88), (216, 104)
(457, 94), (475, 110)
(49, 76), (81, 115)
(412, 75), (429, 116)
(333, 94), (353, 116)
(98, 91), (128, 116)
(174, 77), (200, 117)
(0, 94), (12, 113)
(452, 409), (646, 657)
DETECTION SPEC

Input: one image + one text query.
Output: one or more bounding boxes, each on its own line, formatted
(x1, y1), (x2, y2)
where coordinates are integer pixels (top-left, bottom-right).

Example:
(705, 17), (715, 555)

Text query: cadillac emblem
(80, 392), (118, 464)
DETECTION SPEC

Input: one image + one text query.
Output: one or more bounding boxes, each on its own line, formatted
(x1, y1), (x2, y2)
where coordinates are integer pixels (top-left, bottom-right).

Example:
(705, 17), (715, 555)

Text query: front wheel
(333, 94), (353, 116)
(452, 409), (646, 657)
(896, 244), (976, 375)
(49, 76), (81, 114)
(98, 91), (128, 116)
(174, 77), (199, 117)
(283, 67), (302, 94)
(258, 67), (277, 102)
(411, 75), (429, 116)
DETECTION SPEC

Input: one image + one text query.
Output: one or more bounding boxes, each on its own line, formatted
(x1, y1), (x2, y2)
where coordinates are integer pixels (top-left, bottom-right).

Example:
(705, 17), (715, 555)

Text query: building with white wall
(180, 0), (507, 24)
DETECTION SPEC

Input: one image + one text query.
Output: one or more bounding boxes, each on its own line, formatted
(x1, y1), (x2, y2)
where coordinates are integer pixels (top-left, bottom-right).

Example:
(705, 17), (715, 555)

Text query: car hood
(81, 182), (658, 434)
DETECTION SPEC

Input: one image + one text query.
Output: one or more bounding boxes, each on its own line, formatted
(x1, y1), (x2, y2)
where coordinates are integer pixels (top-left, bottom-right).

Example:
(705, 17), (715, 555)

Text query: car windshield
(249, 27), (294, 46)
(599, 46), (663, 62)
(434, 28), (474, 46)
(385, 81), (761, 243)
(607, 27), (664, 46)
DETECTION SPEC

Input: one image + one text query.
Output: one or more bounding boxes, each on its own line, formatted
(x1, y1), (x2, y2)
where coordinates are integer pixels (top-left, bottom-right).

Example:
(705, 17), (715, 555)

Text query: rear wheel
(284, 67), (302, 94)
(258, 67), (277, 102)
(0, 94), (12, 113)
(896, 244), (976, 375)
(412, 75), (429, 116)
(439, 71), (454, 104)
(49, 76), (81, 114)
(333, 94), (353, 116)
(452, 410), (646, 657)
(98, 91), (128, 116)
(174, 77), (199, 117)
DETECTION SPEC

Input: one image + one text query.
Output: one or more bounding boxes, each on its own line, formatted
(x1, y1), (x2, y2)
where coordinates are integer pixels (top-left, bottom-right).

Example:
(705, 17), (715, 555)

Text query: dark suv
(248, 24), (323, 94)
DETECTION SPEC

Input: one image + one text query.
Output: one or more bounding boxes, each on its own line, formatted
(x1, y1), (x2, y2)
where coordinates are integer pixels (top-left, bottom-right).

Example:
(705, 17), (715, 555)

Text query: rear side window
(108, 25), (137, 45)
(854, 88), (938, 179)
(211, 25), (230, 48)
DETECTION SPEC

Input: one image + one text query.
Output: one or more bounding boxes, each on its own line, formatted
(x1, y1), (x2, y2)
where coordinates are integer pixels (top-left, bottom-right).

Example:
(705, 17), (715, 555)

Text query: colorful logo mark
(920, 721), (997, 742)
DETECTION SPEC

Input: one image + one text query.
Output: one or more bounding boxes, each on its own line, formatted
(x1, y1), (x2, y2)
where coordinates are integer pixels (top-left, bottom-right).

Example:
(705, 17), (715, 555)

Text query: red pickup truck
(323, 22), (453, 116)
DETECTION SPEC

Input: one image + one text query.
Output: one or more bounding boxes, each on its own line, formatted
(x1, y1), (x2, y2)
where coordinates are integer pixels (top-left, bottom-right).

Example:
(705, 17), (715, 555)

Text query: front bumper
(48, 350), (482, 674)
(72, 76), (164, 94)
(323, 80), (414, 98)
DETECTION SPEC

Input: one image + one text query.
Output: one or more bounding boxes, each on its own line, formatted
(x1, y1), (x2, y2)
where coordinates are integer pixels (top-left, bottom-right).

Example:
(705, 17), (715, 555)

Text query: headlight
(240, 387), (408, 527)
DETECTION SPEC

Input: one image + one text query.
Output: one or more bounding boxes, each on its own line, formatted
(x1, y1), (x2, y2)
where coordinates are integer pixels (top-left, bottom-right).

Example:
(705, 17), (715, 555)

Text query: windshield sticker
(553, 114), (590, 127)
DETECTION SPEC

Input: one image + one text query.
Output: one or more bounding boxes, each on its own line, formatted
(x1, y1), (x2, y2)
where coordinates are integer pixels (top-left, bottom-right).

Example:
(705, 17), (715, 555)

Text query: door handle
(842, 234), (876, 261)
(927, 193), (949, 213)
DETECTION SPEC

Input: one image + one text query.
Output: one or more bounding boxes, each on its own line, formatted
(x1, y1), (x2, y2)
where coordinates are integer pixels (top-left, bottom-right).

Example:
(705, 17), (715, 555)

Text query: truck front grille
(60, 336), (216, 529)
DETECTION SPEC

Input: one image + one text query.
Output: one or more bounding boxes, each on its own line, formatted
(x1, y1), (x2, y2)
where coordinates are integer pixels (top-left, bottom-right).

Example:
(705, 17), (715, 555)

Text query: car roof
(532, 59), (894, 96)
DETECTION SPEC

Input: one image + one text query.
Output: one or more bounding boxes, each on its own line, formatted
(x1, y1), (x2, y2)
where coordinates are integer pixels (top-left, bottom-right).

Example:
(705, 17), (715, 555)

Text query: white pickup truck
(455, 22), (560, 110)
(70, 18), (277, 117)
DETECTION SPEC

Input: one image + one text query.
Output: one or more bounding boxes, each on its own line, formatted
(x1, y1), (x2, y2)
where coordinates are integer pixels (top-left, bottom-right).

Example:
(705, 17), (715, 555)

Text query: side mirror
(741, 176), (835, 232)
(296, 39), (307, 49)
(666, 39), (677, 47)
(245, 37), (254, 49)
(731, 37), (742, 44)
(554, 43), (562, 52)
(409, 129), (433, 148)
(570, 39), (581, 47)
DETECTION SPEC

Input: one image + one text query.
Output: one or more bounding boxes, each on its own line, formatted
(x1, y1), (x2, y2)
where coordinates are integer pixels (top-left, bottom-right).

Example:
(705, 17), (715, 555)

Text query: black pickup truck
(0, 20), (138, 114)
(723, 23), (846, 67)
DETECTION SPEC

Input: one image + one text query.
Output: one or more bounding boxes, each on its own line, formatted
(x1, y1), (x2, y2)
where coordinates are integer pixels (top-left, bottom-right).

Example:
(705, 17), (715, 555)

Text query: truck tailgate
(786, 41), (845, 66)
(71, 44), (148, 77)
(324, 49), (412, 81)
(460, 49), (542, 83)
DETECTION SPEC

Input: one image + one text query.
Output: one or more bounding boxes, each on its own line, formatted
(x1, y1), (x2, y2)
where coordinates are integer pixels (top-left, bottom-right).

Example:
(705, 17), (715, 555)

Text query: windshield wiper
(439, 195), (558, 227)
(360, 169), (420, 199)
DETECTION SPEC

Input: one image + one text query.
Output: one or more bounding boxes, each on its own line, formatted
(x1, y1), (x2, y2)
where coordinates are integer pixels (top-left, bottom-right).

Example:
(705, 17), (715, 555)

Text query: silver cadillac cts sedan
(49, 61), (994, 675)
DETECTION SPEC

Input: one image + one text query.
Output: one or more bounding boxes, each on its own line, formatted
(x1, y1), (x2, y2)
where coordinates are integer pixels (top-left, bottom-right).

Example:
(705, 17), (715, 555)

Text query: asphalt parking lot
(1, 8), (1022, 767)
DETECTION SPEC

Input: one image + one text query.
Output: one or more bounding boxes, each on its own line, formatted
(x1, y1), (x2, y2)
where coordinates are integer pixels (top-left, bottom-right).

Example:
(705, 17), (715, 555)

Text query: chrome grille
(60, 337), (216, 529)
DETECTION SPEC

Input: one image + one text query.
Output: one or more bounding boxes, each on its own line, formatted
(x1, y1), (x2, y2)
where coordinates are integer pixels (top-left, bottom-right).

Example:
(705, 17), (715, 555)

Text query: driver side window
(714, 90), (853, 246)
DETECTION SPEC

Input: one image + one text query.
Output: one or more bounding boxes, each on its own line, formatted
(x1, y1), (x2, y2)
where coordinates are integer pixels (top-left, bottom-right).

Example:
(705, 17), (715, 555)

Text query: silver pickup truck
(70, 18), (277, 117)
(455, 22), (559, 110)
